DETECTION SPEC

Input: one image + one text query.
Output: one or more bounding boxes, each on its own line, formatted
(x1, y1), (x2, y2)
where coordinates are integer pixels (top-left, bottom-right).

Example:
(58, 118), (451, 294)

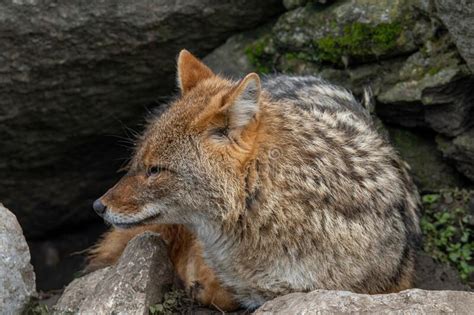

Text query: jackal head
(93, 50), (263, 228)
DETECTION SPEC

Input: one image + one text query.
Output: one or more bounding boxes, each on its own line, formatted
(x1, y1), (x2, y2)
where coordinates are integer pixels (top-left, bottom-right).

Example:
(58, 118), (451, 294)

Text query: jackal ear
(223, 73), (261, 130)
(177, 49), (214, 94)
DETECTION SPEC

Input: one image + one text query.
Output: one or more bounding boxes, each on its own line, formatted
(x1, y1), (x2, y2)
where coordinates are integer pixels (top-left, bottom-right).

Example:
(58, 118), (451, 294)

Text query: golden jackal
(90, 50), (421, 310)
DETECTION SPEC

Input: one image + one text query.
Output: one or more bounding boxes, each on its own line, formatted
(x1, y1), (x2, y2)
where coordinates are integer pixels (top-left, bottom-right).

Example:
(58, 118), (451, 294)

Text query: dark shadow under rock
(29, 221), (106, 291)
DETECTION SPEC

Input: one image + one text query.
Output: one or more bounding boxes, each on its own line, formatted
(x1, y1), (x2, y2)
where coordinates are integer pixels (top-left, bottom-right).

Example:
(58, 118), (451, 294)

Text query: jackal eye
(211, 127), (229, 139)
(147, 166), (162, 177)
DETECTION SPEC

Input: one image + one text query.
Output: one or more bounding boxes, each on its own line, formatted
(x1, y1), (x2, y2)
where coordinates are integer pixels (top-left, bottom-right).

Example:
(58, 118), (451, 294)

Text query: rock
(282, 0), (333, 10)
(254, 289), (474, 314)
(54, 267), (111, 313)
(414, 251), (471, 291)
(0, 203), (36, 315)
(386, 126), (464, 191)
(376, 50), (459, 103)
(272, 0), (431, 66)
(435, 0), (474, 73)
(0, 0), (284, 238)
(282, 0), (310, 10)
(375, 34), (473, 136)
(422, 76), (474, 137)
(237, 0), (436, 77)
(437, 128), (474, 181)
(204, 24), (273, 79)
(54, 232), (174, 315)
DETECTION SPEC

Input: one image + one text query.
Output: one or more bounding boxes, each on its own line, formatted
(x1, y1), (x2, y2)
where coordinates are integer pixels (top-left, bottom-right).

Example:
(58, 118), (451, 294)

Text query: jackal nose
(93, 199), (107, 216)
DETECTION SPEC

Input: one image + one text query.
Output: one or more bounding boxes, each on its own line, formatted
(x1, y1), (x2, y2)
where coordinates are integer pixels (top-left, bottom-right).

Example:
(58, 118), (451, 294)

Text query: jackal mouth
(110, 213), (161, 229)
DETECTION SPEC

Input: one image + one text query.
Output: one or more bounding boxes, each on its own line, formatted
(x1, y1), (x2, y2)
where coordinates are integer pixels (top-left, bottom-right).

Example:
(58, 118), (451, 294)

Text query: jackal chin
(104, 204), (162, 229)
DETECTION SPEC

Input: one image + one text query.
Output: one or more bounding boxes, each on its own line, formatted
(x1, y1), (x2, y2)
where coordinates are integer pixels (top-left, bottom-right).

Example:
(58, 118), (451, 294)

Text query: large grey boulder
(54, 232), (174, 314)
(436, 0), (474, 73)
(0, 203), (36, 315)
(0, 0), (284, 238)
(254, 289), (474, 314)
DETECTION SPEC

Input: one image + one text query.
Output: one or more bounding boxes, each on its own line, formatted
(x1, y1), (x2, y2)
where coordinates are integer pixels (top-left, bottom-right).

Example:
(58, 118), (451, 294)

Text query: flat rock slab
(254, 289), (474, 314)
(0, 203), (36, 315)
(54, 232), (174, 315)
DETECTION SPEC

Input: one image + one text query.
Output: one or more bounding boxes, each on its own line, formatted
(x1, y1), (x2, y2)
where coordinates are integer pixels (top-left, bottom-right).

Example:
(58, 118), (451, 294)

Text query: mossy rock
(313, 21), (403, 64)
(268, 0), (431, 67)
(378, 33), (468, 105)
(244, 35), (275, 74)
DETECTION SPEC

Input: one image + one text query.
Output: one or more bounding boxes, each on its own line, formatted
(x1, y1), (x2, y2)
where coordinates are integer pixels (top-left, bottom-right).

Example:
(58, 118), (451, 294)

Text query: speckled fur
(95, 51), (421, 310)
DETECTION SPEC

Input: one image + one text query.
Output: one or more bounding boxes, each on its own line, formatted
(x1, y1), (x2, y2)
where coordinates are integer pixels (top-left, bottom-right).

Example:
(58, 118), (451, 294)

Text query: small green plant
(428, 65), (443, 76)
(21, 301), (50, 315)
(421, 190), (474, 283)
(149, 290), (190, 315)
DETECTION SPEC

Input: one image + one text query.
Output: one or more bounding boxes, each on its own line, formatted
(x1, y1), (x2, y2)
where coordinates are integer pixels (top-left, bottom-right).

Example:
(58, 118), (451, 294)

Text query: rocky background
(0, 0), (284, 292)
(0, 0), (473, 313)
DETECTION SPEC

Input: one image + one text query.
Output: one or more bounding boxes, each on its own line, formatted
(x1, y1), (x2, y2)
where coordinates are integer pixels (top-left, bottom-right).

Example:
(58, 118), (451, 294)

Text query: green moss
(283, 51), (317, 63)
(283, 52), (299, 61)
(244, 37), (272, 74)
(245, 21), (403, 71)
(372, 23), (403, 50)
(314, 22), (402, 65)
(421, 190), (474, 283)
(428, 66), (443, 76)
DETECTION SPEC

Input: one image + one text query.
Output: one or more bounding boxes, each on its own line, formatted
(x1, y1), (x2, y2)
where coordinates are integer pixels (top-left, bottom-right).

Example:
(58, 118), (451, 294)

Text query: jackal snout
(92, 198), (106, 216)
(92, 173), (161, 228)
